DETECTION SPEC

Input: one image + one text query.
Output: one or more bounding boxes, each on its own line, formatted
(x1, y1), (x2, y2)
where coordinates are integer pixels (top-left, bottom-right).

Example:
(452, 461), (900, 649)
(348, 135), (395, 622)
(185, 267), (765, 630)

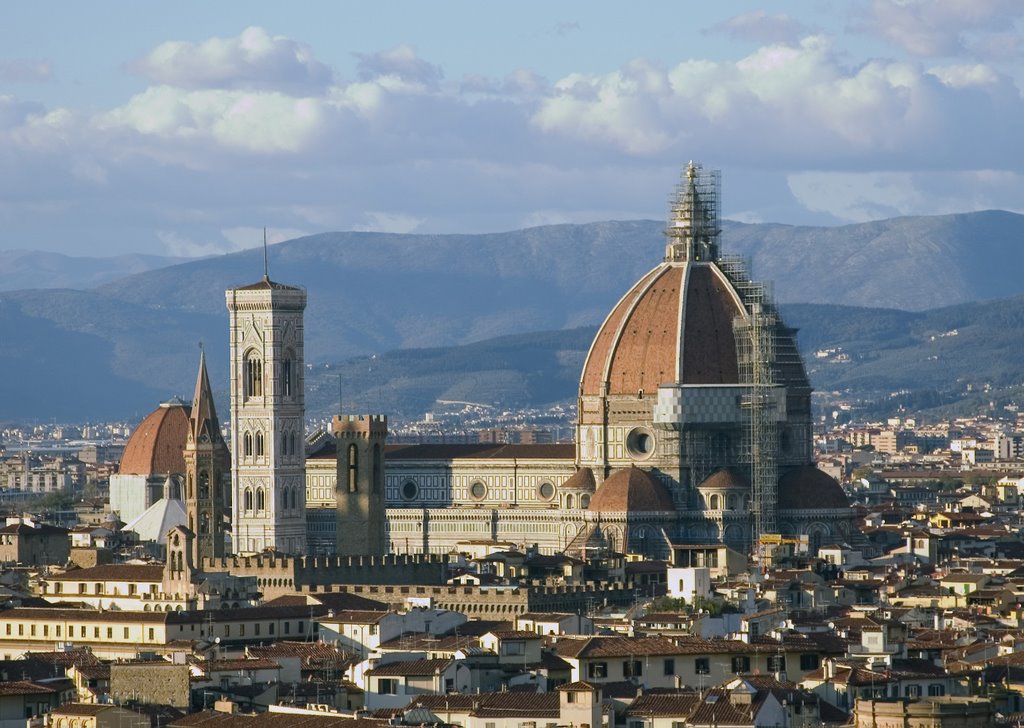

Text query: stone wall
(111, 662), (191, 708)
(299, 580), (635, 617)
(201, 553), (448, 599)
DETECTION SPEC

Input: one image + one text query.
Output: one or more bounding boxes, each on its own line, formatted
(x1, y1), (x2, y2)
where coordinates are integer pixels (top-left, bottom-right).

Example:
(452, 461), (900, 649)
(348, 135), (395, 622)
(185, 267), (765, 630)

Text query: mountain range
(1, 210), (1023, 422)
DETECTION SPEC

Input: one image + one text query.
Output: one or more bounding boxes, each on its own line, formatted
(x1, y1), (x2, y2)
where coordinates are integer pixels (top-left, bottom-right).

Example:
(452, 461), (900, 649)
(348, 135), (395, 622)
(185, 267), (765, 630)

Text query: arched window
(710, 494), (721, 510)
(566, 494), (575, 509)
(282, 352), (294, 397)
(198, 471), (209, 500)
(255, 432), (264, 457)
(727, 493), (738, 511)
(348, 444), (358, 493)
(187, 473), (194, 499)
(200, 513), (209, 534)
(256, 488), (265, 512)
(244, 352), (263, 398)
(291, 432), (298, 457)
(244, 488), (253, 512)
(244, 433), (253, 457)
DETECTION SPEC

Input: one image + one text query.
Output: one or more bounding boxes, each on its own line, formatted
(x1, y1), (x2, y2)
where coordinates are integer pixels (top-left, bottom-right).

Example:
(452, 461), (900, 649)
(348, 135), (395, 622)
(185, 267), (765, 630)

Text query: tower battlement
(333, 414), (388, 437)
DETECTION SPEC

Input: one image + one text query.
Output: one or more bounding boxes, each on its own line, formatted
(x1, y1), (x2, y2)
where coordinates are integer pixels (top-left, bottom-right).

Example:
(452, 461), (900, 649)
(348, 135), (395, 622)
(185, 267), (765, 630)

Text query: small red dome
(588, 467), (675, 513)
(778, 466), (849, 510)
(697, 467), (749, 490)
(562, 467), (596, 491)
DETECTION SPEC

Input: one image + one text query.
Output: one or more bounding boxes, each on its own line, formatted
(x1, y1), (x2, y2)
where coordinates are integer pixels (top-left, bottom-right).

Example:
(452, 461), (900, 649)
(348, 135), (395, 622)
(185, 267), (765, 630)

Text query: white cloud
(353, 45), (443, 89)
(928, 63), (999, 88)
(132, 26), (333, 93)
(706, 11), (812, 45)
(0, 60), (53, 83)
(221, 226), (309, 248)
(788, 169), (1024, 221)
(157, 230), (235, 257)
(534, 59), (674, 155)
(533, 35), (1023, 167)
(96, 86), (328, 153)
(859, 0), (1024, 57)
(0, 95), (45, 129)
(4, 25), (1024, 257)
(352, 212), (425, 234)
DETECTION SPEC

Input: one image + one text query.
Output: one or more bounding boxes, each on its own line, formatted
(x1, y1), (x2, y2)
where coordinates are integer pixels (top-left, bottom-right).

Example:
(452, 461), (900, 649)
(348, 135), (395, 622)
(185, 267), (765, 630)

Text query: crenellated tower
(182, 350), (230, 564)
(333, 414), (388, 556)
(226, 275), (307, 555)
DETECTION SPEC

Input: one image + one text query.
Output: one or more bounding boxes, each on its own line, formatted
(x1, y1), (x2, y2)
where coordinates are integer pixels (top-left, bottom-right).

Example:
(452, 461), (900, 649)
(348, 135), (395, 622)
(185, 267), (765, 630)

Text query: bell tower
(226, 275), (307, 555)
(333, 414), (388, 555)
(183, 349), (230, 565)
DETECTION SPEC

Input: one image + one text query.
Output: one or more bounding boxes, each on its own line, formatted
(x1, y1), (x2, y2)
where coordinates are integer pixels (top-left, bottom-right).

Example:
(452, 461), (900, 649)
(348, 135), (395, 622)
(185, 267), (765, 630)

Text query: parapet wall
(299, 581), (635, 616)
(333, 414), (388, 438)
(200, 553), (447, 598)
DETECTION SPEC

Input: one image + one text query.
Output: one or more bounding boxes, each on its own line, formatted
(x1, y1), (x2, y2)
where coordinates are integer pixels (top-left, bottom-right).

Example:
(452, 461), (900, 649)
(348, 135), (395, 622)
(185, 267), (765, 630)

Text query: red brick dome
(580, 262), (746, 398)
(562, 467), (596, 491)
(588, 467), (675, 513)
(119, 399), (190, 476)
(697, 467), (749, 490)
(778, 466), (850, 510)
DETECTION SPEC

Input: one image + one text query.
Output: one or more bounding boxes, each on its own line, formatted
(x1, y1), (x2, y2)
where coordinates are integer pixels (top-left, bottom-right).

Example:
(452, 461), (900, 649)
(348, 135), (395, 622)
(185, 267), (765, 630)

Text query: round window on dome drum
(626, 427), (655, 459)
(401, 481), (418, 501)
(470, 481), (487, 500)
(538, 481), (555, 500)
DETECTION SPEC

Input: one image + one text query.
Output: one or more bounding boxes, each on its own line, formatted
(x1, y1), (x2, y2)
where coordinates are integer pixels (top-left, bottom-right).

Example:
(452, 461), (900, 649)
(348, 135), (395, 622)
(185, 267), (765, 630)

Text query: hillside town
(3, 405), (1024, 728)
(2, 165), (1024, 728)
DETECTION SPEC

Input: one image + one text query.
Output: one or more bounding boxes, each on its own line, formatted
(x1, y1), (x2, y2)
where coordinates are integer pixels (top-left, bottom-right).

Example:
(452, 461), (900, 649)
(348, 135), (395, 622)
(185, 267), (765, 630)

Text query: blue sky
(2, 1), (1023, 256)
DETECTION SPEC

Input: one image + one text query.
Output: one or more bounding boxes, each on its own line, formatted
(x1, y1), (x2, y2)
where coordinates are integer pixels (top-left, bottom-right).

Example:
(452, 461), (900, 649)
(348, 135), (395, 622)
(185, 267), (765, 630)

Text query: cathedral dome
(119, 398), (190, 476)
(579, 261), (746, 398)
(588, 467), (675, 513)
(778, 466), (850, 510)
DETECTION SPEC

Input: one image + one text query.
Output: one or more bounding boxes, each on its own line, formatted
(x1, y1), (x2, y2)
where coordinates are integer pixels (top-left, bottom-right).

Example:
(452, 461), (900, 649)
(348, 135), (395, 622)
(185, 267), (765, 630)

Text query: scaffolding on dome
(730, 265), (780, 544)
(665, 162), (722, 262)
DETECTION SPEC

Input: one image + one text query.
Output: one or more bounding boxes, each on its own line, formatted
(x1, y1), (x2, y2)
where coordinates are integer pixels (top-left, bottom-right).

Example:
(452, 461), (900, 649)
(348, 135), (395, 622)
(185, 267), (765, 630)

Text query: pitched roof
(366, 658), (451, 677)
(412, 692), (559, 718)
(46, 563), (166, 582)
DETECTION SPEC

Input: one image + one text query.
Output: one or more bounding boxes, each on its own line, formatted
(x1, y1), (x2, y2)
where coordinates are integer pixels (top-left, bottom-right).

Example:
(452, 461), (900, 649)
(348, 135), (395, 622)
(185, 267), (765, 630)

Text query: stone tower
(333, 415), (387, 555)
(226, 275), (307, 555)
(182, 350), (230, 564)
(163, 525), (196, 597)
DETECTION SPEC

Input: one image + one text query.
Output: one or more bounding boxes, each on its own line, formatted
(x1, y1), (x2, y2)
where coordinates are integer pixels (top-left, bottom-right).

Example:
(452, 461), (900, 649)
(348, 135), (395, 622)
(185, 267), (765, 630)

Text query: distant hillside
(0, 250), (193, 291)
(2, 211), (1024, 421)
(308, 295), (1024, 422)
